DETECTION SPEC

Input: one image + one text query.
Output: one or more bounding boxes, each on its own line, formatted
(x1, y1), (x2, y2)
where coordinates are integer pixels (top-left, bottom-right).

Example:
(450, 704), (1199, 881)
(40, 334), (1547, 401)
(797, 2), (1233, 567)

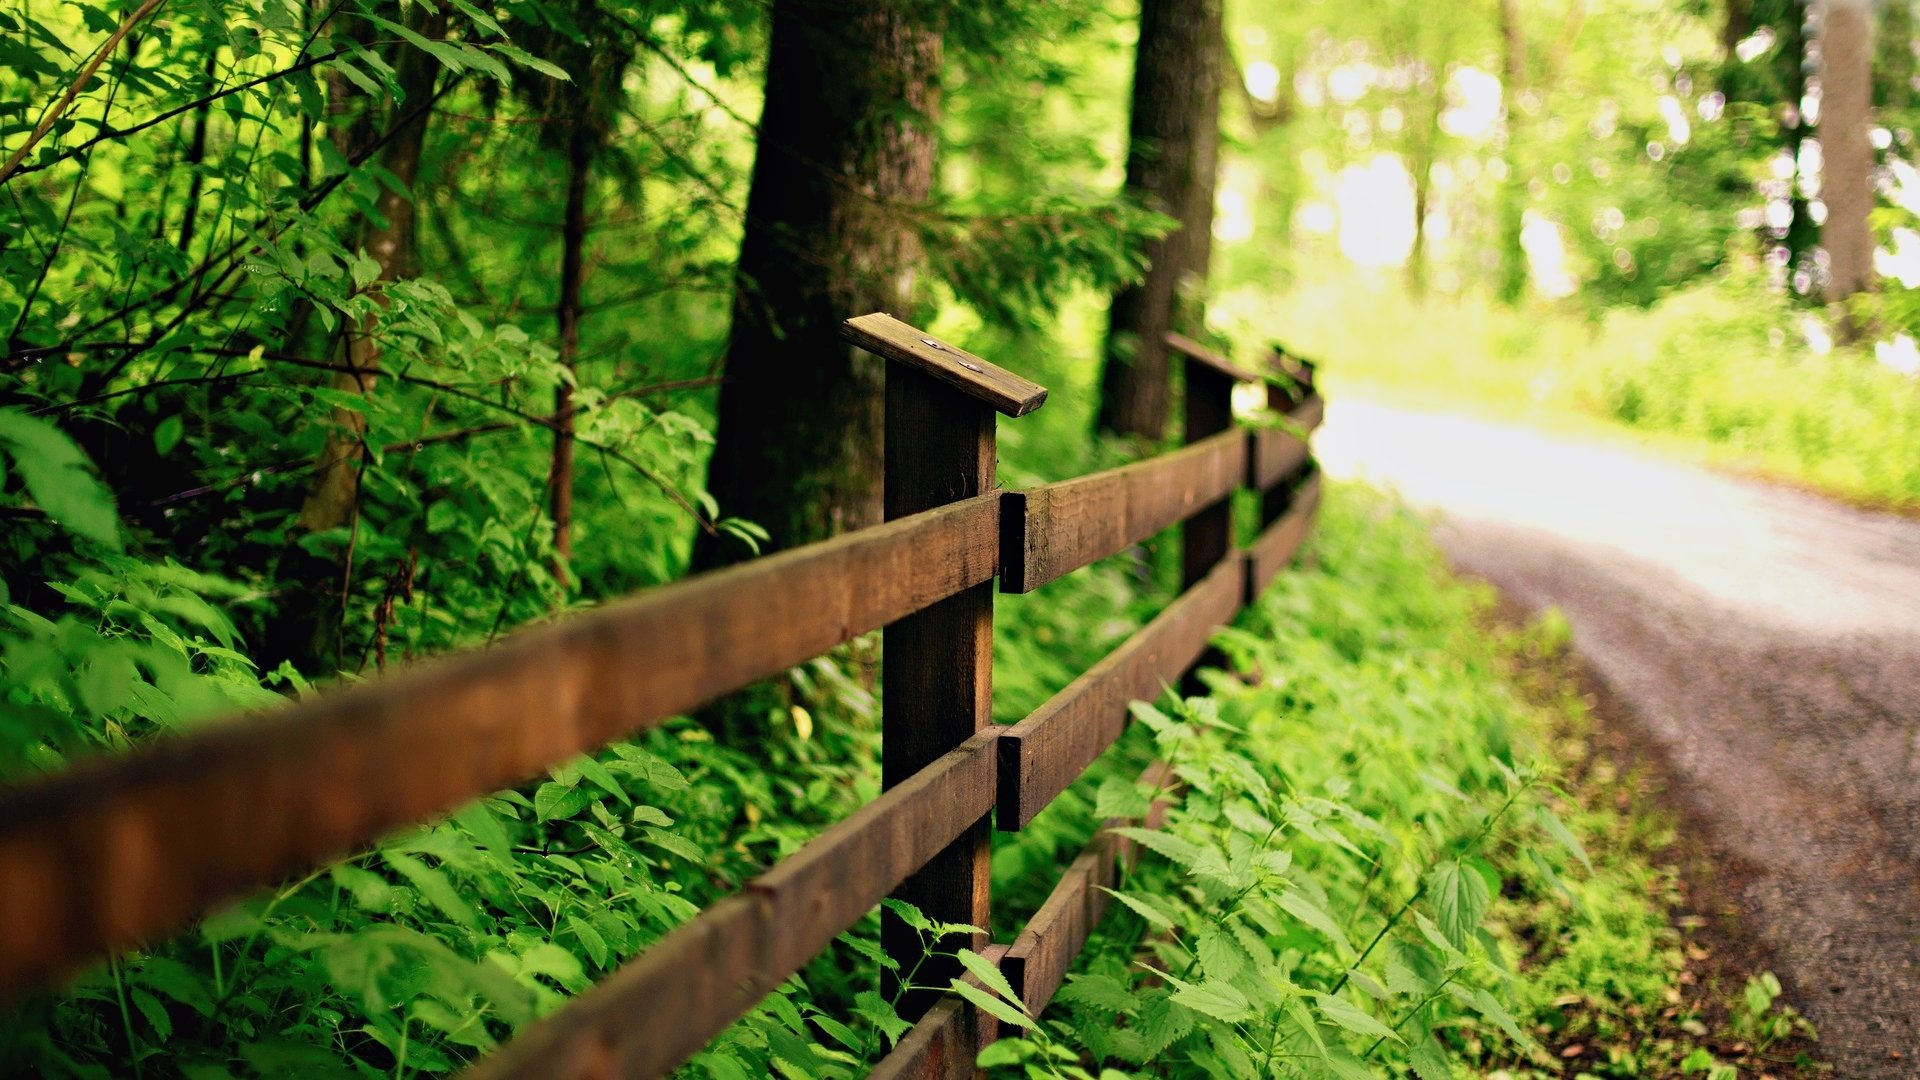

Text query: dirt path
(1318, 399), (1920, 1077)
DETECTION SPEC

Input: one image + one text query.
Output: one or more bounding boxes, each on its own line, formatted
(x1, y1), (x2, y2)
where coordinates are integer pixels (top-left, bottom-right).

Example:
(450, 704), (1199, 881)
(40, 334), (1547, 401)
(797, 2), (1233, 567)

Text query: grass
(1212, 269), (1920, 514)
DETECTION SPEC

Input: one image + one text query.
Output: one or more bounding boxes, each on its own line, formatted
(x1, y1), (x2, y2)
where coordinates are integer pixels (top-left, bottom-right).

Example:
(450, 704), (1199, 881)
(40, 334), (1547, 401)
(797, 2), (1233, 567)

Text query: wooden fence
(0, 313), (1324, 1078)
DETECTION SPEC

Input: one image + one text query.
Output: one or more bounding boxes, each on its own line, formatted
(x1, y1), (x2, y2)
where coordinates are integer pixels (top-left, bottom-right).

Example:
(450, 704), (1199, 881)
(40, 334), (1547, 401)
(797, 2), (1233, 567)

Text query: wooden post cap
(1164, 331), (1260, 384)
(843, 312), (1048, 417)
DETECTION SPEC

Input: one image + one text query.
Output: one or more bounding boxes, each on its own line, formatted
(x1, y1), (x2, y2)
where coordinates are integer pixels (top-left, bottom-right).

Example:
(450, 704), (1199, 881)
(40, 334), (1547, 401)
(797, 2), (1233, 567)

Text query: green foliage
(1252, 266), (1920, 512)
(983, 486), (1817, 1079)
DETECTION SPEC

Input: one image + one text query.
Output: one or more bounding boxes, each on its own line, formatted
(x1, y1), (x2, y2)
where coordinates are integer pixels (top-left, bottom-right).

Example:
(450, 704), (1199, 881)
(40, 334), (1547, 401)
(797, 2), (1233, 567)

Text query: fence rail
(0, 313), (1324, 1079)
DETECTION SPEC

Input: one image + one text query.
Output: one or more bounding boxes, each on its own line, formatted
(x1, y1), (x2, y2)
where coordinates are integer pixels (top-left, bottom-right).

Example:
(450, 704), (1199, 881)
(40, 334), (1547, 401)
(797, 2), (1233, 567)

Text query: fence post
(1260, 346), (1316, 527)
(841, 314), (1047, 1025)
(1176, 337), (1241, 589)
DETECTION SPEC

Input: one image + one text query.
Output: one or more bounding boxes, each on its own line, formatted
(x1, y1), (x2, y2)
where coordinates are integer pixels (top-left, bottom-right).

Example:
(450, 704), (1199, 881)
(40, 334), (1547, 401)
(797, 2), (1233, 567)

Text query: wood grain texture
(997, 557), (1243, 829)
(1248, 395), (1325, 492)
(466, 733), (999, 1080)
(463, 894), (775, 1080)
(1163, 331), (1259, 383)
(1245, 472), (1322, 605)
(882, 368), (998, 1019)
(0, 494), (1000, 996)
(999, 428), (1247, 594)
(844, 313), (1048, 417)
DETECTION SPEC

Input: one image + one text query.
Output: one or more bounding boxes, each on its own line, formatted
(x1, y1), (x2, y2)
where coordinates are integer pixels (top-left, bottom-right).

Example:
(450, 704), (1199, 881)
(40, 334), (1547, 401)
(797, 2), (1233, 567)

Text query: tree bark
(1406, 88), (1443, 298)
(1821, 0), (1874, 317)
(693, 0), (945, 567)
(272, 7), (443, 672)
(1496, 0), (1529, 304)
(1097, 0), (1225, 441)
(550, 106), (593, 582)
(1779, 2), (1822, 282)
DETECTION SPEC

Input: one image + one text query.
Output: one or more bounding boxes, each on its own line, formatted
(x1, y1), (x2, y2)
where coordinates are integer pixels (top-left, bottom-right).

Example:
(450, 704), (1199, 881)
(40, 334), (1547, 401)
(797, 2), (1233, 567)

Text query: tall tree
(526, 3), (633, 585)
(271, 5), (446, 671)
(1821, 0), (1874, 318)
(693, 0), (945, 565)
(1097, 0), (1225, 440)
(1496, 0), (1529, 304)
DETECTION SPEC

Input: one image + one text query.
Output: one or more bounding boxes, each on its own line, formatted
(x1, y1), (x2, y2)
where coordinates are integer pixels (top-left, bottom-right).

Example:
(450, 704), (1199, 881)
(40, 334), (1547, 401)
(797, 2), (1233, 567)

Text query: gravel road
(1317, 399), (1920, 1076)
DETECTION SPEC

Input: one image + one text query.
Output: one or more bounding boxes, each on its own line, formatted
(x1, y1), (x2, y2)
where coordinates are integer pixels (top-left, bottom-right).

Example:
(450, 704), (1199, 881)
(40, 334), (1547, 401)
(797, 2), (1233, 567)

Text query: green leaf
(1055, 973), (1137, 1014)
(1279, 890), (1351, 952)
(1427, 861), (1491, 950)
(1407, 1023), (1454, 1080)
(572, 754), (631, 805)
(1168, 978), (1251, 1023)
(853, 989), (912, 1047)
(364, 15), (470, 74)
(950, 978), (1033, 1029)
(154, 415), (185, 455)
(488, 43), (571, 81)
(533, 781), (591, 822)
(1469, 986), (1533, 1049)
(452, 801), (515, 863)
(1107, 826), (1205, 871)
(1536, 803), (1592, 871)
(0, 408), (121, 549)
(383, 851), (482, 930)
(1097, 887), (1174, 930)
(1311, 992), (1401, 1045)
(956, 949), (1025, 1015)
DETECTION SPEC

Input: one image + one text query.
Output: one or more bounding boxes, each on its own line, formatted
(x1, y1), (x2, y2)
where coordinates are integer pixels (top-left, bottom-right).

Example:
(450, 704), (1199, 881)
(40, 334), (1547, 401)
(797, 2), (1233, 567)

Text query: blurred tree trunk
(549, 102), (593, 584)
(1722, 0), (1754, 70)
(1496, 0), (1528, 304)
(1778, 2), (1822, 284)
(1097, 0), (1225, 440)
(694, 1), (945, 567)
(1406, 89), (1443, 298)
(270, 6), (443, 673)
(1821, 0), (1874, 322)
(537, 1), (627, 586)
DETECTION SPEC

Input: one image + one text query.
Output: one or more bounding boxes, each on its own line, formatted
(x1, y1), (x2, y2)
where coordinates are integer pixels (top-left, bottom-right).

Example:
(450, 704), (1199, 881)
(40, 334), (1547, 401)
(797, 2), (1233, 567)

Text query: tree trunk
(1779, 2), (1822, 283)
(1496, 0), (1528, 304)
(693, 0), (945, 567)
(1406, 90), (1443, 298)
(1097, 0), (1225, 441)
(550, 111), (593, 583)
(1728, 0), (1758, 66)
(1821, 0), (1874, 319)
(271, 8), (442, 672)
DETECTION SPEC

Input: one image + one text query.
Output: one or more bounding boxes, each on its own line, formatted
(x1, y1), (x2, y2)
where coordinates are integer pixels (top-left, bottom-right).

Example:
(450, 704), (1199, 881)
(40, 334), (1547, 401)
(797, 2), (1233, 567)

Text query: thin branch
(0, 0), (172, 186)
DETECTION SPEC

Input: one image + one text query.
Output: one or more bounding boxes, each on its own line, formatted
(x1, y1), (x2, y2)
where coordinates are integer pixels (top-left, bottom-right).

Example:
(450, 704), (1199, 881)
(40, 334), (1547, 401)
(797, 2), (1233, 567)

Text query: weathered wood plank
(999, 428), (1247, 594)
(1245, 472), (1322, 604)
(844, 313), (1048, 418)
(997, 557), (1243, 829)
(866, 944), (1007, 1080)
(881, 368), (999, 1018)
(464, 894), (775, 1080)
(1248, 395), (1325, 492)
(1002, 763), (1174, 1014)
(757, 732), (999, 981)
(1163, 331), (1260, 383)
(466, 733), (999, 1080)
(0, 495), (1000, 996)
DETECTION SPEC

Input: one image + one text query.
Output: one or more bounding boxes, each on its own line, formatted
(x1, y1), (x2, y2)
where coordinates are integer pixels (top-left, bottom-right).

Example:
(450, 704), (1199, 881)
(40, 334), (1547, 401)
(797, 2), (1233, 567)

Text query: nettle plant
(961, 536), (1595, 1077)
